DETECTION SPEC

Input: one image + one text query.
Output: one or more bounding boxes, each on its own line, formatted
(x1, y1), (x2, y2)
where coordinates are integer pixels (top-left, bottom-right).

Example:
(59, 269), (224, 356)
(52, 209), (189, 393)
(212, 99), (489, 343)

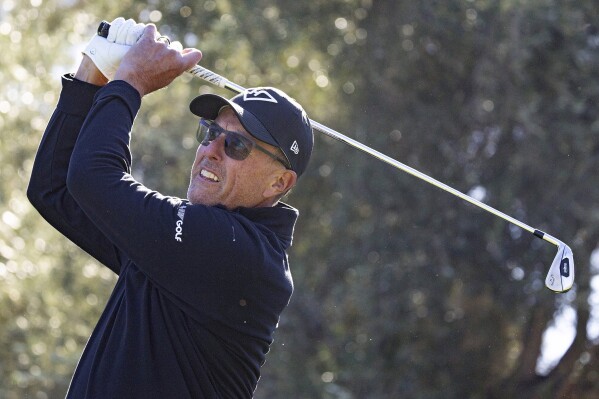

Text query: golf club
(97, 21), (575, 293)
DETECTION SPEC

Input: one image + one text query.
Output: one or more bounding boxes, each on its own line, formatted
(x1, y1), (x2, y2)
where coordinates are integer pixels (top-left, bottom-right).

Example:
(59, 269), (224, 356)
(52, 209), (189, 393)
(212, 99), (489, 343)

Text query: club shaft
(187, 65), (560, 248)
(96, 20), (560, 249)
(96, 20), (572, 292)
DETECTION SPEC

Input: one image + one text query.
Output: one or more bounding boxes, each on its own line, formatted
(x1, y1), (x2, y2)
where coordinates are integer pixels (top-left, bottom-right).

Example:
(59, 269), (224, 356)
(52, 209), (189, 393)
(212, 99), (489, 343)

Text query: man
(27, 18), (313, 398)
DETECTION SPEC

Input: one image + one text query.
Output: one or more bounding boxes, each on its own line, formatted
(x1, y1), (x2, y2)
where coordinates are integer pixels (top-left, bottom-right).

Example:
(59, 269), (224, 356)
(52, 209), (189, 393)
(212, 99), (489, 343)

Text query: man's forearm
(27, 74), (122, 273)
(28, 74), (101, 211)
(75, 55), (109, 86)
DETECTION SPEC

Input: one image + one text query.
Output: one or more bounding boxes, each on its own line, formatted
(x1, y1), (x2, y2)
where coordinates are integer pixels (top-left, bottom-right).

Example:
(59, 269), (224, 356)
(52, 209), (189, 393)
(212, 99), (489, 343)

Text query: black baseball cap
(189, 87), (314, 177)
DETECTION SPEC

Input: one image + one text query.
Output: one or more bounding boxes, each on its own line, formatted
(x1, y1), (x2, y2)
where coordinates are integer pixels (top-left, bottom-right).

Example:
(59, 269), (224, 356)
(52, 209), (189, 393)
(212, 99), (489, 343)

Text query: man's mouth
(200, 169), (220, 182)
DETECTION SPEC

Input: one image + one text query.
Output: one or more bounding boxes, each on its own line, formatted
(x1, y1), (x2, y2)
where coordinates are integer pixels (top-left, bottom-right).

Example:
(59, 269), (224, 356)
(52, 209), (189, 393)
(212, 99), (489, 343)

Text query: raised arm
(27, 57), (122, 273)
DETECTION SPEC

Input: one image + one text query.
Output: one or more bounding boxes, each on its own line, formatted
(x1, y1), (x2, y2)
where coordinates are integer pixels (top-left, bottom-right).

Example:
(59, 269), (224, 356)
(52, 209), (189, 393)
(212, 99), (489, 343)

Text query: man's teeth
(200, 169), (219, 182)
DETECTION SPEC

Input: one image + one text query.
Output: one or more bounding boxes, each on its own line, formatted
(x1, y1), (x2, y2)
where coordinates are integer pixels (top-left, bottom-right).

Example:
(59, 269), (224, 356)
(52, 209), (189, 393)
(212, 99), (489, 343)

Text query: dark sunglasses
(196, 119), (291, 169)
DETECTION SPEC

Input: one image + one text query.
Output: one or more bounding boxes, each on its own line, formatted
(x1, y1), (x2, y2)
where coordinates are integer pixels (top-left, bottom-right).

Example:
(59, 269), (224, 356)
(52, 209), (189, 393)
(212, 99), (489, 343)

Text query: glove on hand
(83, 17), (146, 80)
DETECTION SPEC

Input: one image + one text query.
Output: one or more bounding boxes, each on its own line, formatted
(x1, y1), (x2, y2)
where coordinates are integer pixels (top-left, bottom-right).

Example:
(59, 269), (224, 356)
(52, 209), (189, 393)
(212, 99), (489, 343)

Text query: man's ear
(263, 169), (297, 199)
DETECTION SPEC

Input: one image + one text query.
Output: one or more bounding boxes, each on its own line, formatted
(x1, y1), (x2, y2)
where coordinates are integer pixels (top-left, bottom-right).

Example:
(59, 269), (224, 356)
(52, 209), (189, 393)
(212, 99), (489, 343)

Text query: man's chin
(187, 188), (217, 206)
(188, 196), (216, 207)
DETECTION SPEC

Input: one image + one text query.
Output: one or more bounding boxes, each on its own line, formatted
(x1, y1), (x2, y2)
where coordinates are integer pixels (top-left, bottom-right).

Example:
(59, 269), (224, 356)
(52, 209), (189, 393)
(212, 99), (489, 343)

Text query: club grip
(97, 21), (110, 38)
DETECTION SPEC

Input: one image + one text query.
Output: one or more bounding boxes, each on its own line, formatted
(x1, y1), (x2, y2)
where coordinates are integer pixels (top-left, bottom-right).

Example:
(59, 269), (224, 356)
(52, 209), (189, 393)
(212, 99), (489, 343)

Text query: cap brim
(189, 94), (280, 149)
(189, 94), (229, 120)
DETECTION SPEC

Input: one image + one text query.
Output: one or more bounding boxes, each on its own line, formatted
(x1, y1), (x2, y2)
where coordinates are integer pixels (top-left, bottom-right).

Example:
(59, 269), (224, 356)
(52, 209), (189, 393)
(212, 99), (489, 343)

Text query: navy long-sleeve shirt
(27, 75), (296, 398)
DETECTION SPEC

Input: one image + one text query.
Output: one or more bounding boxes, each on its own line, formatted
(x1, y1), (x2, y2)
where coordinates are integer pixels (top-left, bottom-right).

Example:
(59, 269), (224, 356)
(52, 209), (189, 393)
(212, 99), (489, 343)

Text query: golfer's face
(187, 108), (283, 209)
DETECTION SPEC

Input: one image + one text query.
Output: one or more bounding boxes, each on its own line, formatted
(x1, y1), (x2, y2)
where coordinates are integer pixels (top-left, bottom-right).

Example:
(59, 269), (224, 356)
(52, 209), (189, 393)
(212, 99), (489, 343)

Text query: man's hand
(113, 25), (203, 97)
(83, 17), (146, 81)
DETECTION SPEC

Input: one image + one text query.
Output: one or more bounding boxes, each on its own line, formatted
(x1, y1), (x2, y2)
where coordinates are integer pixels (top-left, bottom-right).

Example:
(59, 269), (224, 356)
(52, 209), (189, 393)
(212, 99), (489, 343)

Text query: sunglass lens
(197, 121), (253, 161)
(197, 121), (212, 144)
(224, 135), (251, 160)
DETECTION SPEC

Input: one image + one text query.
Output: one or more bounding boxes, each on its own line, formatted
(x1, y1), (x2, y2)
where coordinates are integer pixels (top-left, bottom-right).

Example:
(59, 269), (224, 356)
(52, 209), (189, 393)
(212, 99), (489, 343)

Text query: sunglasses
(196, 119), (291, 169)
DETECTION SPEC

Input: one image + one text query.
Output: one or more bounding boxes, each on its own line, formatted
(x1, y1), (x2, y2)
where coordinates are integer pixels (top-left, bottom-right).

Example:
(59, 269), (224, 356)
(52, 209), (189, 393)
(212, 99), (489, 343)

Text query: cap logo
(243, 89), (278, 103)
(290, 140), (300, 155)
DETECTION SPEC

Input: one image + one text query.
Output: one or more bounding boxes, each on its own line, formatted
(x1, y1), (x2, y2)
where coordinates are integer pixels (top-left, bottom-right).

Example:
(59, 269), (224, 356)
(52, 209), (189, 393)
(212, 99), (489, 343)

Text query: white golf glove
(83, 17), (146, 80)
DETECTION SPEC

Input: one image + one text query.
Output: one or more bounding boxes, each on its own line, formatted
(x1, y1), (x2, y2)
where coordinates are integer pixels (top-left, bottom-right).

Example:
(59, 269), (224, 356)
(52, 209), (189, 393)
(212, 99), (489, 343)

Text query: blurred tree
(1, 0), (598, 398)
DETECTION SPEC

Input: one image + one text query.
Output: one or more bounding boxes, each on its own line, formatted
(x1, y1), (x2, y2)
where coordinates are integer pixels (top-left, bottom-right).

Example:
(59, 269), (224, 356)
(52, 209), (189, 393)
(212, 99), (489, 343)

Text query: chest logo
(175, 204), (187, 242)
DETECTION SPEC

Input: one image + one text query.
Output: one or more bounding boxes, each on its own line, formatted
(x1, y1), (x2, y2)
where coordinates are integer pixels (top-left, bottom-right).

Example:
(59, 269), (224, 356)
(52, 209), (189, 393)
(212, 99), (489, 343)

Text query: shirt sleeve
(27, 74), (123, 274)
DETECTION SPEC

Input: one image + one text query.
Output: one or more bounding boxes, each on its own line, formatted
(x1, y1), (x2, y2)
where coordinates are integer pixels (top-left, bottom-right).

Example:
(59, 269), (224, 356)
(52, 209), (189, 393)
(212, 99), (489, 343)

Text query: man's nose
(201, 133), (226, 159)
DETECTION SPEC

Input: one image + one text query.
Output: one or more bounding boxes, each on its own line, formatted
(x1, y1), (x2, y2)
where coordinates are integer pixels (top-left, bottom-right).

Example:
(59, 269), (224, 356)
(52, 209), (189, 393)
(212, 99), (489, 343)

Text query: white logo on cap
(243, 89), (278, 103)
(290, 140), (299, 155)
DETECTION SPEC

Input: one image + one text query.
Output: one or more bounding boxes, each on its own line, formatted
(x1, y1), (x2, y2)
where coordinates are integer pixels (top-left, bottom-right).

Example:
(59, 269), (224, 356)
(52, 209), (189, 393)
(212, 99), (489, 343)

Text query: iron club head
(544, 242), (574, 293)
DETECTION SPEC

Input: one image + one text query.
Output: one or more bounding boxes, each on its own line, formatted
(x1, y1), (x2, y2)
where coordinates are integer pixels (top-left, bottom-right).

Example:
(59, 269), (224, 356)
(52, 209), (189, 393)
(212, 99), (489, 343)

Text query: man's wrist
(74, 55), (109, 86)
(113, 65), (147, 97)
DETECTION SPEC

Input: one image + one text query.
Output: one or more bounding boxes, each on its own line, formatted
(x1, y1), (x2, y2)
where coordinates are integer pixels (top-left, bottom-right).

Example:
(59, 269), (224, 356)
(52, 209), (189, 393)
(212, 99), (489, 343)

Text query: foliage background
(1, 0), (598, 398)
